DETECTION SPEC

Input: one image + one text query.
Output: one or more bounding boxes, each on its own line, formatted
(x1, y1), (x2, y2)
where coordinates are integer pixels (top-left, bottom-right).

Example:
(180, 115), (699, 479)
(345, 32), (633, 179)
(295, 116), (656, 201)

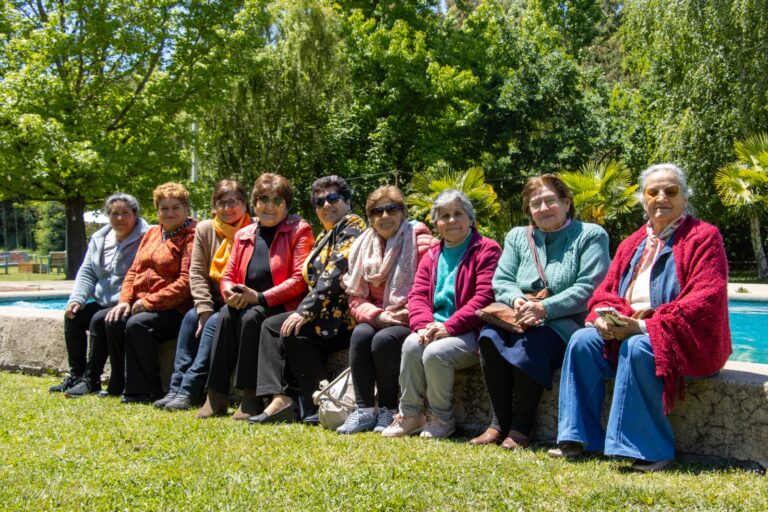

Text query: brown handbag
(476, 227), (551, 334)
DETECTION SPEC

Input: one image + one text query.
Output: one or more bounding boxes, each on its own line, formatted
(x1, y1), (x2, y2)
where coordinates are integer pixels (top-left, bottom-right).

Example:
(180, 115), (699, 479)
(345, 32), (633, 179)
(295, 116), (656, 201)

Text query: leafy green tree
(33, 202), (66, 254)
(617, 0), (768, 226)
(0, 0), (242, 276)
(558, 159), (638, 224)
(406, 161), (503, 239)
(715, 133), (768, 280)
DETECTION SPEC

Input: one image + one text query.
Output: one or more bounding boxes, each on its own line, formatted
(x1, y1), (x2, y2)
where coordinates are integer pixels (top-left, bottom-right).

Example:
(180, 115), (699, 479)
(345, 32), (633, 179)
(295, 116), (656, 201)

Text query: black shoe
(247, 403), (298, 424)
(98, 390), (120, 398)
(153, 391), (177, 409)
(120, 394), (158, 404)
(302, 413), (320, 426)
(64, 378), (99, 398)
(165, 394), (196, 411)
(49, 375), (79, 393)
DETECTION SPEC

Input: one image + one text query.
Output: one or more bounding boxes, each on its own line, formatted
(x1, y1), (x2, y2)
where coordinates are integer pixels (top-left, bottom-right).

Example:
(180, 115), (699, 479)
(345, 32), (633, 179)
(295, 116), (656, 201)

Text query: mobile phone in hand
(595, 307), (627, 326)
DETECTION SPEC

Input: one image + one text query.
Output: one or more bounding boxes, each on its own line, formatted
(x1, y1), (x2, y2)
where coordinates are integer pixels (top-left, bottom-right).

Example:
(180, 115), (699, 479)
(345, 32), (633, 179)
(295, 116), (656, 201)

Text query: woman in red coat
(549, 163), (731, 472)
(197, 173), (314, 419)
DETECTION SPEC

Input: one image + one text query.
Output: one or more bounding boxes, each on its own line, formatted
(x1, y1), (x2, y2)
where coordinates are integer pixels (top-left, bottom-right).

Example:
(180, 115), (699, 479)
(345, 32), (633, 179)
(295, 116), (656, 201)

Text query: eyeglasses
(529, 197), (559, 211)
(368, 204), (403, 217)
(215, 198), (243, 210)
(313, 192), (344, 208)
(256, 195), (286, 207)
(644, 185), (680, 199)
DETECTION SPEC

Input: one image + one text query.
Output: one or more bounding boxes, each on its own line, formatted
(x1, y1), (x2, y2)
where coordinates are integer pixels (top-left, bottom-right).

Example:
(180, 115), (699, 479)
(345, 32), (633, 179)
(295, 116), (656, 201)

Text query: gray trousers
(398, 331), (479, 422)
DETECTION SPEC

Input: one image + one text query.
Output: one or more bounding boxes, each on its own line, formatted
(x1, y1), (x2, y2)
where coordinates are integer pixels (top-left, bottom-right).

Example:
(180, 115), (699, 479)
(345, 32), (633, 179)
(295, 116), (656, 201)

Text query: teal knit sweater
(492, 220), (610, 342)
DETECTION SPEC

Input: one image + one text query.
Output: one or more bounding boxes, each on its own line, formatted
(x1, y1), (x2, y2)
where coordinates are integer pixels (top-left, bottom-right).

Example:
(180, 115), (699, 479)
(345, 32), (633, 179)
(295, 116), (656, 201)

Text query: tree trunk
(64, 199), (87, 280)
(749, 213), (768, 281)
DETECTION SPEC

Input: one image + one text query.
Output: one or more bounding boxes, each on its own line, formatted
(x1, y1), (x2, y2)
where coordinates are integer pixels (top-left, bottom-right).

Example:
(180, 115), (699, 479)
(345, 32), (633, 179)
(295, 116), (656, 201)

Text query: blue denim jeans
(557, 327), (675, 462)
(168, 308), (220, 399)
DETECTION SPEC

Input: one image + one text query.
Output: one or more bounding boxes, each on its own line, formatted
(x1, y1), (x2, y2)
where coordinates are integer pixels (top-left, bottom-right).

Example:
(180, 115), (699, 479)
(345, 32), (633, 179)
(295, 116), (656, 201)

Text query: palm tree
(715, 133), (768, 280)
(558, 159), (639, 224)
(406, 161), (502, 238)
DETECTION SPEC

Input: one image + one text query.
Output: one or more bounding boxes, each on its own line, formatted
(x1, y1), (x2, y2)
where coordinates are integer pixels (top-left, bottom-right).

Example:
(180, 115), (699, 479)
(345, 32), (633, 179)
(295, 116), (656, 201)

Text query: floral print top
(297, 213), (366, 338)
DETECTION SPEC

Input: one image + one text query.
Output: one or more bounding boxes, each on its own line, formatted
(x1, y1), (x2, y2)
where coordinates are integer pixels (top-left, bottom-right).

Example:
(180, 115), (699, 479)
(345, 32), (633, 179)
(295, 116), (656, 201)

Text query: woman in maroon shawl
(548, 163), (731, 472)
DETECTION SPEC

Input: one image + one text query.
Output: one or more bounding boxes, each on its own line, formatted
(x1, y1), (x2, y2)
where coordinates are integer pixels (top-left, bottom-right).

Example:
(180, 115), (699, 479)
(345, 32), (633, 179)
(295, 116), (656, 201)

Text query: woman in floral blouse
(247, 175), (366, 424)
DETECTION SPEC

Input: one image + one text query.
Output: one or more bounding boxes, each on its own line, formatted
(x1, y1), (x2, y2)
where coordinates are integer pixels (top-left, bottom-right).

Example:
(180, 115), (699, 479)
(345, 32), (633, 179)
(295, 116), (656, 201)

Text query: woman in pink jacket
(337, 186), (436, 434)
(382, 189), (501, 439)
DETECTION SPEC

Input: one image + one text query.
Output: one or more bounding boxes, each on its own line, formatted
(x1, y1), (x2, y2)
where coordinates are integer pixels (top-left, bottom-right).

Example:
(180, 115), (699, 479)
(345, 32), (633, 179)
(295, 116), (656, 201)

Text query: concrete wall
(2, 309), (767, 468)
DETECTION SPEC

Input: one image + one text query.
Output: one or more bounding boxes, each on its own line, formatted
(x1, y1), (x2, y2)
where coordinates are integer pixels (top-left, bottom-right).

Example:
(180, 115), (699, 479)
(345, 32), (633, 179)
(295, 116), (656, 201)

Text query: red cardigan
(587, 217), (731, 413)
(408, 230), (501, 337)
(119, 220), (197, 313)
(220, 215), (315, 311)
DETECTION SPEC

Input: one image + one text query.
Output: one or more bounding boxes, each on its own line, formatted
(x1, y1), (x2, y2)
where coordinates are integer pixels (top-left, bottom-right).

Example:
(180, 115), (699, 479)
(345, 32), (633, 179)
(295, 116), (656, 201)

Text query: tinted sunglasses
(313, 191), (344, 208)
(644, 185), (680, 199)
(368, 204), (403, 217)
(256, 195), (286, 207)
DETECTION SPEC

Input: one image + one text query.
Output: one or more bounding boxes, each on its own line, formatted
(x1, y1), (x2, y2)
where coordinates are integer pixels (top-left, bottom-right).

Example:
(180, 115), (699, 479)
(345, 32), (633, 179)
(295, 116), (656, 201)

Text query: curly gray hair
(103, 192), (140, 216)
(430, 189), (476, 226)
(637, 163), (693, 206)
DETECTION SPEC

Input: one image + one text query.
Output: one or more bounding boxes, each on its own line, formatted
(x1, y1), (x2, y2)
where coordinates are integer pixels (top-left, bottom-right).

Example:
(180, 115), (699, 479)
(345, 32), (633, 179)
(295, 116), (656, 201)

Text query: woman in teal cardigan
(470, 174), (610, 450)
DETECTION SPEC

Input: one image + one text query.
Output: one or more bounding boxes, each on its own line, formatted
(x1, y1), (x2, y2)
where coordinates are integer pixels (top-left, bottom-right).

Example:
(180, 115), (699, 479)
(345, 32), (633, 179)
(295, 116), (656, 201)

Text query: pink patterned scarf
(343, 220), (417, 311)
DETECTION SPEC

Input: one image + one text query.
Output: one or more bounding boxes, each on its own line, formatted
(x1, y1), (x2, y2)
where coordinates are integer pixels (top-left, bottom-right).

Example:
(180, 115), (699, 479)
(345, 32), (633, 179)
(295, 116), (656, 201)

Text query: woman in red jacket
(548, 164), (731, 472)
(105, 182), (197, 403)
(336, 186), (436, 434)
(197, 173), (314, 419)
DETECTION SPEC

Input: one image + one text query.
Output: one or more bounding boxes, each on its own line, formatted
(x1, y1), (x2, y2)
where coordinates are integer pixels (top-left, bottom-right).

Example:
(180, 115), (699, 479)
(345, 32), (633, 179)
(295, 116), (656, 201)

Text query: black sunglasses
(256, 195), (286, 207)
(368, 204), (403, 217)
(313, 191), (344, 208)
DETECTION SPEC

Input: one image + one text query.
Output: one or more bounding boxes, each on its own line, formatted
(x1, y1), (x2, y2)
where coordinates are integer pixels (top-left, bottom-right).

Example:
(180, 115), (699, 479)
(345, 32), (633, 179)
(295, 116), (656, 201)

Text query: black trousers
(479, 336), (544, 436)
(206, 303), (284, 393)
(63, 302), (109, 380)
(283, 326), (351, 417)
(349, 323), (409, 409)
(107, 309), (183, 396)
(255, 312), (293, 399)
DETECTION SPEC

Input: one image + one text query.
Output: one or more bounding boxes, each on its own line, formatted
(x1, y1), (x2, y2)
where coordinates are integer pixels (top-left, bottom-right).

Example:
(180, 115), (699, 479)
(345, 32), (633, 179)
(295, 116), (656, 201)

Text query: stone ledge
(2, 310), (766, 467)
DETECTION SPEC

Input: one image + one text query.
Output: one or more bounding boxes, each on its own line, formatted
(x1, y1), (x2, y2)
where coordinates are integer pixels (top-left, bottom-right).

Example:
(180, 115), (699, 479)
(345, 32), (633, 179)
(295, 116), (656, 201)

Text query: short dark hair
(251, 173), (294, 210)
(521, 174), (576, 220)
(311, 175), (352, 205)
(211, 179), (247, 210)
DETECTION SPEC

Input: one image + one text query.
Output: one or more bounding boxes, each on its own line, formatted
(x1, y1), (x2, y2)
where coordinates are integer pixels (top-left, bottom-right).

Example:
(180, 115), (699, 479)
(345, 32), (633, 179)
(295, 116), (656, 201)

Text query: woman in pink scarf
(337, 186), (436, 434)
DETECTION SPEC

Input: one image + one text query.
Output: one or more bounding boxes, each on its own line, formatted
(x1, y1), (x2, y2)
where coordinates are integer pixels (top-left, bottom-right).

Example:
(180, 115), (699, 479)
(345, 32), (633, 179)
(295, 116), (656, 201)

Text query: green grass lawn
(1, 373), (765, 511)
(0, 265), (67, 281)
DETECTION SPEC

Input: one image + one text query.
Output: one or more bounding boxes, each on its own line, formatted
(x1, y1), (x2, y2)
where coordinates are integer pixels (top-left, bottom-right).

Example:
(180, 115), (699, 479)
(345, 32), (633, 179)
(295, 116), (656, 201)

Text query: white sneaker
(420, 417), (455, 439)
(381, 413), (426, 438)
(374, 407), (396, 433)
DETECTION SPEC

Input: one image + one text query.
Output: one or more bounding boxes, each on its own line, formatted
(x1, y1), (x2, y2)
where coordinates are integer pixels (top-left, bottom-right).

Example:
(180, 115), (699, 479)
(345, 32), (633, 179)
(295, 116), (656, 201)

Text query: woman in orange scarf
(154, 180), (251, 410)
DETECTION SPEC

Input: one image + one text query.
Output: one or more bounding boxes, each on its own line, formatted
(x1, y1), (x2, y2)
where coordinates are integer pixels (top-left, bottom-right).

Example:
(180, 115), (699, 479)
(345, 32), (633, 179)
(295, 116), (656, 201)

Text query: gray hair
(103, 192), (140, 216)
(637, 163), (693, 206)
(430, 189), (476, 226)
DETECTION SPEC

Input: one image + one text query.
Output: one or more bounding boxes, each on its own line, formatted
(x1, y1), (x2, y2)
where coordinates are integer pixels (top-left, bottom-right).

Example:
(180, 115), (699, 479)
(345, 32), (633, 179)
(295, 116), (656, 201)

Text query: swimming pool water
(0, 298), (70, 310)
(728, 300), (768, 364)
(1, 298), (767, 363)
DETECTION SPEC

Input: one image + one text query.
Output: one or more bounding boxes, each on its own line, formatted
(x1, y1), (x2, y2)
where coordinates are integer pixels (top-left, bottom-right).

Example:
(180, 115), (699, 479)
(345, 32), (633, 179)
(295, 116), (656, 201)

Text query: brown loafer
(469, 427), (504, 446)
(501, 429), (531, 450)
